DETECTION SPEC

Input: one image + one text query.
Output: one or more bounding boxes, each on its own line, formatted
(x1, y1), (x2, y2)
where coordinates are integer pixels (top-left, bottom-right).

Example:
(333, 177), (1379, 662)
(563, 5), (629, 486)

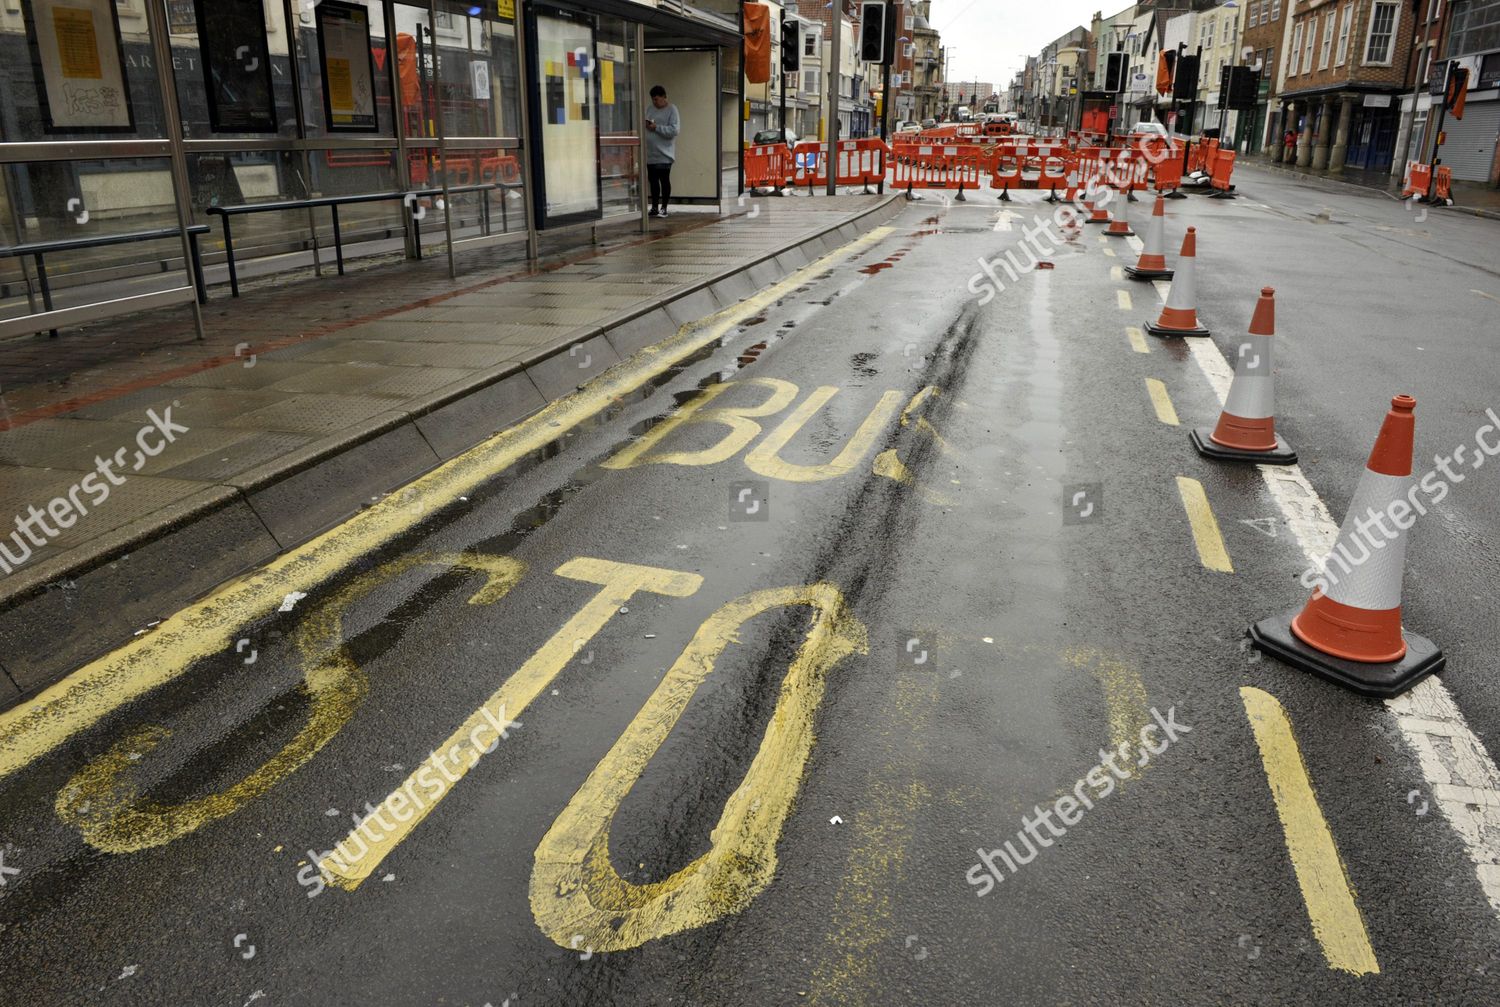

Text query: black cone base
(1104, 228), (1136, 237)
(1144, 318), (1211, 338)
(1190, 427), (1297, 465)
(1249, 609), (1445, 699)
(1124, 265), (1174, 281)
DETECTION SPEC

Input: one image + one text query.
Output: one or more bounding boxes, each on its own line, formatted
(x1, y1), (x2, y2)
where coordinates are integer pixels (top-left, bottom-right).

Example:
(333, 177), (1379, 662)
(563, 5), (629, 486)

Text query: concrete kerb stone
(0, 193), (904, 703)
(522, 333), (624, 401)
(414, 371), (550, 460)
(244, 422), (443, 550)
(0, 659), (19, 702)
(774, 247), (810, 274)
(0, 488), (278, 693)
(662, 287), (725, 331)
(746, 260), (782, 290)
(708, 272), (757, 307)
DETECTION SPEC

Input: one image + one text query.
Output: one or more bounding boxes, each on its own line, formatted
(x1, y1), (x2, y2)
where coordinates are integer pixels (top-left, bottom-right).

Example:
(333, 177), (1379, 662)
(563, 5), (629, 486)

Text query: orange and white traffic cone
(1124, 196), (1174, 281)
(1084, 195), (1112, 225)
(1104, 197), (1134, 237)
(1144, 226), (1210, 337)
(1249, 395), (1444, 697)
(1190, 287), (1296, 464)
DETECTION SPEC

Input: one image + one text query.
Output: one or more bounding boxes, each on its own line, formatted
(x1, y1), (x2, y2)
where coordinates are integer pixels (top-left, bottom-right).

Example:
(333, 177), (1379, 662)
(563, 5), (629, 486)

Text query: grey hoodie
(645, 103), (681, 165)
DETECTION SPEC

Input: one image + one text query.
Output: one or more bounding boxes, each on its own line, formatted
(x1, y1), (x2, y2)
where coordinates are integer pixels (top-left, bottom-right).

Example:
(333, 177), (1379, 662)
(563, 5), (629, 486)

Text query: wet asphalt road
(2, 168), (1500, 1006)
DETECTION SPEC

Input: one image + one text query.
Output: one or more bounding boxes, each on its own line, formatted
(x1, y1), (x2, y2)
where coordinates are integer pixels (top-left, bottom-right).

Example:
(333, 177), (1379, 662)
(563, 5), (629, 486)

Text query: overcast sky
(929, 0), (1115, 90)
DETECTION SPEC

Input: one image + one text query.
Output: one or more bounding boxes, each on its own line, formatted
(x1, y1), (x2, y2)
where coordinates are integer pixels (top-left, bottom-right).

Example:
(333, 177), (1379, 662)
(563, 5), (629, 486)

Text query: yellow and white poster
(316, 1), (378, 132)
(26, 0), (133, 131)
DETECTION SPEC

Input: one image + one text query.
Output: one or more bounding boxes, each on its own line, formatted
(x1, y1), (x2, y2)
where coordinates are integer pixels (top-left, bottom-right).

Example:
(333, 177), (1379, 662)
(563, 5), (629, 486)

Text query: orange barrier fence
(1401, 161), (1432, 198)
(789, 138), (889, 189)
(745, 143), (795, 190)
(1209, 148), (1236, 193)
(1434, 165), (1452, 202)
(891, 143), (984, 196)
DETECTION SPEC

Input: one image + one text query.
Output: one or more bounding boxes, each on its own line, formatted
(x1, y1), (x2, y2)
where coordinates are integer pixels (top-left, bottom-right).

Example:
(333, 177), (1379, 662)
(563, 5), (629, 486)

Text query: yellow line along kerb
(0, 226), (897, 782)
(1240, 687), (1381, 976)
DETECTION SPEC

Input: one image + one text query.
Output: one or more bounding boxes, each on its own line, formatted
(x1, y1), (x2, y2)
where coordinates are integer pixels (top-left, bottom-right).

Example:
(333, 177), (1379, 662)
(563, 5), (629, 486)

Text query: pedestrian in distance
(645, 85), (680, 219)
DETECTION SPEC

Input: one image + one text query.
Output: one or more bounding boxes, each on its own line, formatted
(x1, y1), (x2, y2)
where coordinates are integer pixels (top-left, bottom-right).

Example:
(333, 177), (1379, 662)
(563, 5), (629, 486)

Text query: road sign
(1109, 105), (1118, 118)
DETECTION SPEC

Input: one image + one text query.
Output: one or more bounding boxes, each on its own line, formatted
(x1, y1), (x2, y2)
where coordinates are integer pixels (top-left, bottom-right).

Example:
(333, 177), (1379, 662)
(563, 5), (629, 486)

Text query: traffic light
(1444, 64), (1470, 118)
(1172, 53), (1200, 100)
(1225, 65), (1260, 110)
(782, 17), (801, 73)
(859, 2), (887, 65)
(1104, 51), (1126, 93)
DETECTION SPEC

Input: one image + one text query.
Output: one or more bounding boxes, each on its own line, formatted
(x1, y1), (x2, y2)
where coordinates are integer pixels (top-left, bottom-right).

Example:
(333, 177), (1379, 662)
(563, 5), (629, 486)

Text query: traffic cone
(1249, 395), (1444, 697)
(1190, 287), (1296, 464)
(1144, 227), (1210, 337)
(1125, 196), (1174, 280)
(1084, 196), (1112, 224)
(1104, 197), (1134, 237)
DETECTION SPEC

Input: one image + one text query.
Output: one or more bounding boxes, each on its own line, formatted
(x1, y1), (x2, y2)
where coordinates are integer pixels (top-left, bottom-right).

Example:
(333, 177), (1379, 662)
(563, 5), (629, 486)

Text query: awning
(558, 0), (740, 47)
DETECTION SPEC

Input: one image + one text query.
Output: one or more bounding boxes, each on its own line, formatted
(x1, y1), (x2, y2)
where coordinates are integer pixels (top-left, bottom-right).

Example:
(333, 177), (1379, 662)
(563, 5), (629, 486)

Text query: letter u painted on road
(529, 583), (868, 952)
(602, 378), (799, 470)
(602, 379), (910, 483)
(55, 553), (526, 854)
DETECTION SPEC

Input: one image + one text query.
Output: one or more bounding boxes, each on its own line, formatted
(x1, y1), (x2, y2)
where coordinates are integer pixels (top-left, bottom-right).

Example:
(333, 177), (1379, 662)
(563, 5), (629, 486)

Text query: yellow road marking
(1102, 246), (1117, 258)
(530, 583), (866, 951)
(56, 553), (524, 853)
(1063, 646), (1150, 784)
(603, 377), (799, 470)
(746, 388), (905, 482)
(1117, 289), (1132, 310)
(1240, 687), (1381, 976)
(807, 676), (934, 1005)
(321, 558), (702, 890)
(1127, 326), (1149, 354)
(1110, 266), (1124, 282)
(0, 225), (896, 782)
(1146, 378), (1179, 426)
(1175, 476), (1233, 572)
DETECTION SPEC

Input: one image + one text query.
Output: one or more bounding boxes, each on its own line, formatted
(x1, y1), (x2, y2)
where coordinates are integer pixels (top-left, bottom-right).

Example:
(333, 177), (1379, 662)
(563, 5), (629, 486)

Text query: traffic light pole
(877, 0), (893, 195)
(826, 2), (842, 196)
(780, 14), (788, 137)
(1424, 99), (1448, 202)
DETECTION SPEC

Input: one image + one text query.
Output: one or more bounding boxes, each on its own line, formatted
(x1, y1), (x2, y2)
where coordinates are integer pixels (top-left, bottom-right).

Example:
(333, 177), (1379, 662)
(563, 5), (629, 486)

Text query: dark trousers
(647, 162), (672, 209)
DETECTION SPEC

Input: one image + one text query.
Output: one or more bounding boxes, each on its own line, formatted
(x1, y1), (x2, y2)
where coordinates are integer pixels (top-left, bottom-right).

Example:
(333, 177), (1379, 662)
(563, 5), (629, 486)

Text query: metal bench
(1, 225), (210, 336)
(207, 183), (507, 297)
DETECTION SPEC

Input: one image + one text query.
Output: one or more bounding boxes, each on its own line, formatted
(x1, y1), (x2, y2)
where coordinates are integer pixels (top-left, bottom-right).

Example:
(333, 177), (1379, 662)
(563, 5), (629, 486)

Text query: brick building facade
(1271, 0), (1421, 173)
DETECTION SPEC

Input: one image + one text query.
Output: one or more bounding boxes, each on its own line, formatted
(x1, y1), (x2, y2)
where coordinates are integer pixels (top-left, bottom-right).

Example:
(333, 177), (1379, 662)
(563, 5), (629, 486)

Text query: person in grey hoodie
(644, 85), (680, 218)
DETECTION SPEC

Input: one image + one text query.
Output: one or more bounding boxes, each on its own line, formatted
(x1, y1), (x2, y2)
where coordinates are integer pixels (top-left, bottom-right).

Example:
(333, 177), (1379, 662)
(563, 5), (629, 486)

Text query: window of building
(1335, 4), (1353, 63)
(1272, 0), (1282, 19)
(805, 29), (820, 57)
(1303, 15), (1318, 68)
(1447, 0), (1500, 58)
(1319, 11), (1335, 66)
(1224, 14), (1236, 41)
(1364, 1), (1401, 63)
(1201, 20), (1214, 47)
(1261, 0), (1272, 23)
(1289, 22), (1304, 73)
(803, 67), (820, 93)
(1250, 4), (1259, 26)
